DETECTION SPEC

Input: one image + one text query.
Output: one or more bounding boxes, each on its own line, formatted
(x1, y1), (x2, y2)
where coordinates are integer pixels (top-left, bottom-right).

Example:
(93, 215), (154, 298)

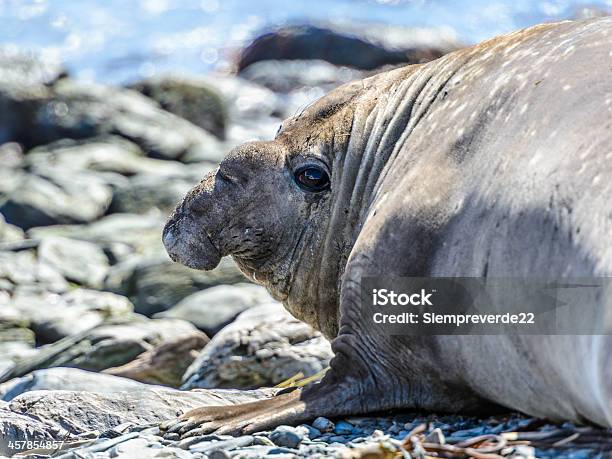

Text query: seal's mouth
(162, 219), (222, 271)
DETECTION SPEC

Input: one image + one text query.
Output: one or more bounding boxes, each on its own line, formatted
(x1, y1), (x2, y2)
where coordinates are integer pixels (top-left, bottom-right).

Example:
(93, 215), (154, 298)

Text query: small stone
(182, 302), (332, 390)
(312, 417), (335, 432)
(388, 421), (402, 434)
(0, 214), (25, 243)
(156, 283), (273, 336)
(177, 435), (216, 450)
(208, 449), (231, 459)
(129, 77), (229, 140)
(298, 424), (321, 439)
(0, 170), (113, 230)
(107, 254), (246, 317)
(131, 426), (160, 434)
(267, 447), (299, 455)
(38, 237), (110, 289)
(269, 425), (304, 449)
(334, 420), (355, 435)
(253, 435), (276, 446)
(189, 435), (254, 453)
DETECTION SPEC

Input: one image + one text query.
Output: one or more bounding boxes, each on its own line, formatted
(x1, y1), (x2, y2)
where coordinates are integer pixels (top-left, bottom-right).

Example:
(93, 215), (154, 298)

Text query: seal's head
(163, 78), (382, 337)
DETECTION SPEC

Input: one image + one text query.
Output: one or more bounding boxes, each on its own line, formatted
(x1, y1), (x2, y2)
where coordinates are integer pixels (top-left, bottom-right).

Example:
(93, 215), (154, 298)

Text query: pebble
(208, 450), (232, 459)
(334, 420), (355, 435)
(312, 416), (334, 432)
(267, 447), (300, 455)
(178, 435), (221, 450)
(299, 424), (321, 439)
(189, 435), (254, 453)
(269, 425), (304, 448)
(253, 435), (276, 446)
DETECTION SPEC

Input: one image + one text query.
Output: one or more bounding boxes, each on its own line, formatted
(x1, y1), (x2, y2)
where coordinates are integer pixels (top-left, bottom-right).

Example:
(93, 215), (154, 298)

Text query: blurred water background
(1, 0), (609, 83)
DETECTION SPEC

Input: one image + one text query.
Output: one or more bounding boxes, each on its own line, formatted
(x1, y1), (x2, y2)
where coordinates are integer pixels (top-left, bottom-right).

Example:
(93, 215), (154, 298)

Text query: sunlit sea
(0, 0), (609, 83)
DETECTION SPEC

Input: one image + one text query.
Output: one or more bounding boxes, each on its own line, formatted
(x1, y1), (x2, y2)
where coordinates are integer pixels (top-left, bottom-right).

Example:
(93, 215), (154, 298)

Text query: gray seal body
(163, 17), (612, 434)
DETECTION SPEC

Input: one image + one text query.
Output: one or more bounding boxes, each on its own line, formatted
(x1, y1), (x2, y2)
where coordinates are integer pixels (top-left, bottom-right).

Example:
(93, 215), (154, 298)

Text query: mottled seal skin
(162, 17), (612, 436)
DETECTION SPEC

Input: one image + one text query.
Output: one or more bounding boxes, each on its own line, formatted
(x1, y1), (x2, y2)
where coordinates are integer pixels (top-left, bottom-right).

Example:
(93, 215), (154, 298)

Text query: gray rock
(0, 249), (68, 294)
(236, 23), (460, 71)
(194, 75), (281, 121)
(0, 315), (196, 383)
(130, 76), (229, 140)
(0, 405), (77, 457)
(103, 331), (209, 387)
(6, 386), (276, 436)
(106, 255), (247, 317)
(334, 421), (356, 435)
(0, 296), (34, 346)
(0, 367), (146, 401)
(3, 289), (133, 344)
(51, 317), (197, 372)
(0, 168), (113, 230)
(189, 435), (254, 453)
(182, 302), (332, 390)
(0, 164), (25, 202)
(155, 283), (273, 335)
(0, 48), (64, 87)
(240, 59), (363, 94)
(299, 424), (322, 440)
(208, 449), (232, 459)
(180, 116), (281, 165)
(264, 447), (299, 456)
(162, 75), (283, 159)
(238, 59), (370, 120)
(28, 212), (168, 260)
(14, 78), (225, 161)
(270, 426), (304, 448)
(0, 342), (38, 379)
(312, 417), (335, 433)
(25, 136), (190, 177)
(38, 237), (110, 289)
(0, 214), (25, 243)
(0, 48), (65, 148)
(108, 436), (194, 458)
(0, 141), (24, 169)
(110, 167), (213, 214)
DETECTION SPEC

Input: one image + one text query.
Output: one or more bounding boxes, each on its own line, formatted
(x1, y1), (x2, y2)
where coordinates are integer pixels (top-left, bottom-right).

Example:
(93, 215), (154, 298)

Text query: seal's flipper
(159, 370), (390, 438)
(160, 389), (311, 438)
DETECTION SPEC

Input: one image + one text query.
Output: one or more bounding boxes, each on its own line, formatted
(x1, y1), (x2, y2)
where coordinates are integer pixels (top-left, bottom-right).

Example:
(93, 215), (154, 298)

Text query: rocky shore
(0, 24), (610, 459)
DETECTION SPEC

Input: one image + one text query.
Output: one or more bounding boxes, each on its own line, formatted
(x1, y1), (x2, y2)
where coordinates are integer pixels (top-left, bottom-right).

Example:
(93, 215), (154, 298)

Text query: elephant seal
(162, 17), (612, 436)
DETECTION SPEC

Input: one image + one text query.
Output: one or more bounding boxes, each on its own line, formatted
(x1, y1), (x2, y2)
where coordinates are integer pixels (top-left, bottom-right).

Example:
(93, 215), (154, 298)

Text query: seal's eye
(294, 166), (330, 192)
